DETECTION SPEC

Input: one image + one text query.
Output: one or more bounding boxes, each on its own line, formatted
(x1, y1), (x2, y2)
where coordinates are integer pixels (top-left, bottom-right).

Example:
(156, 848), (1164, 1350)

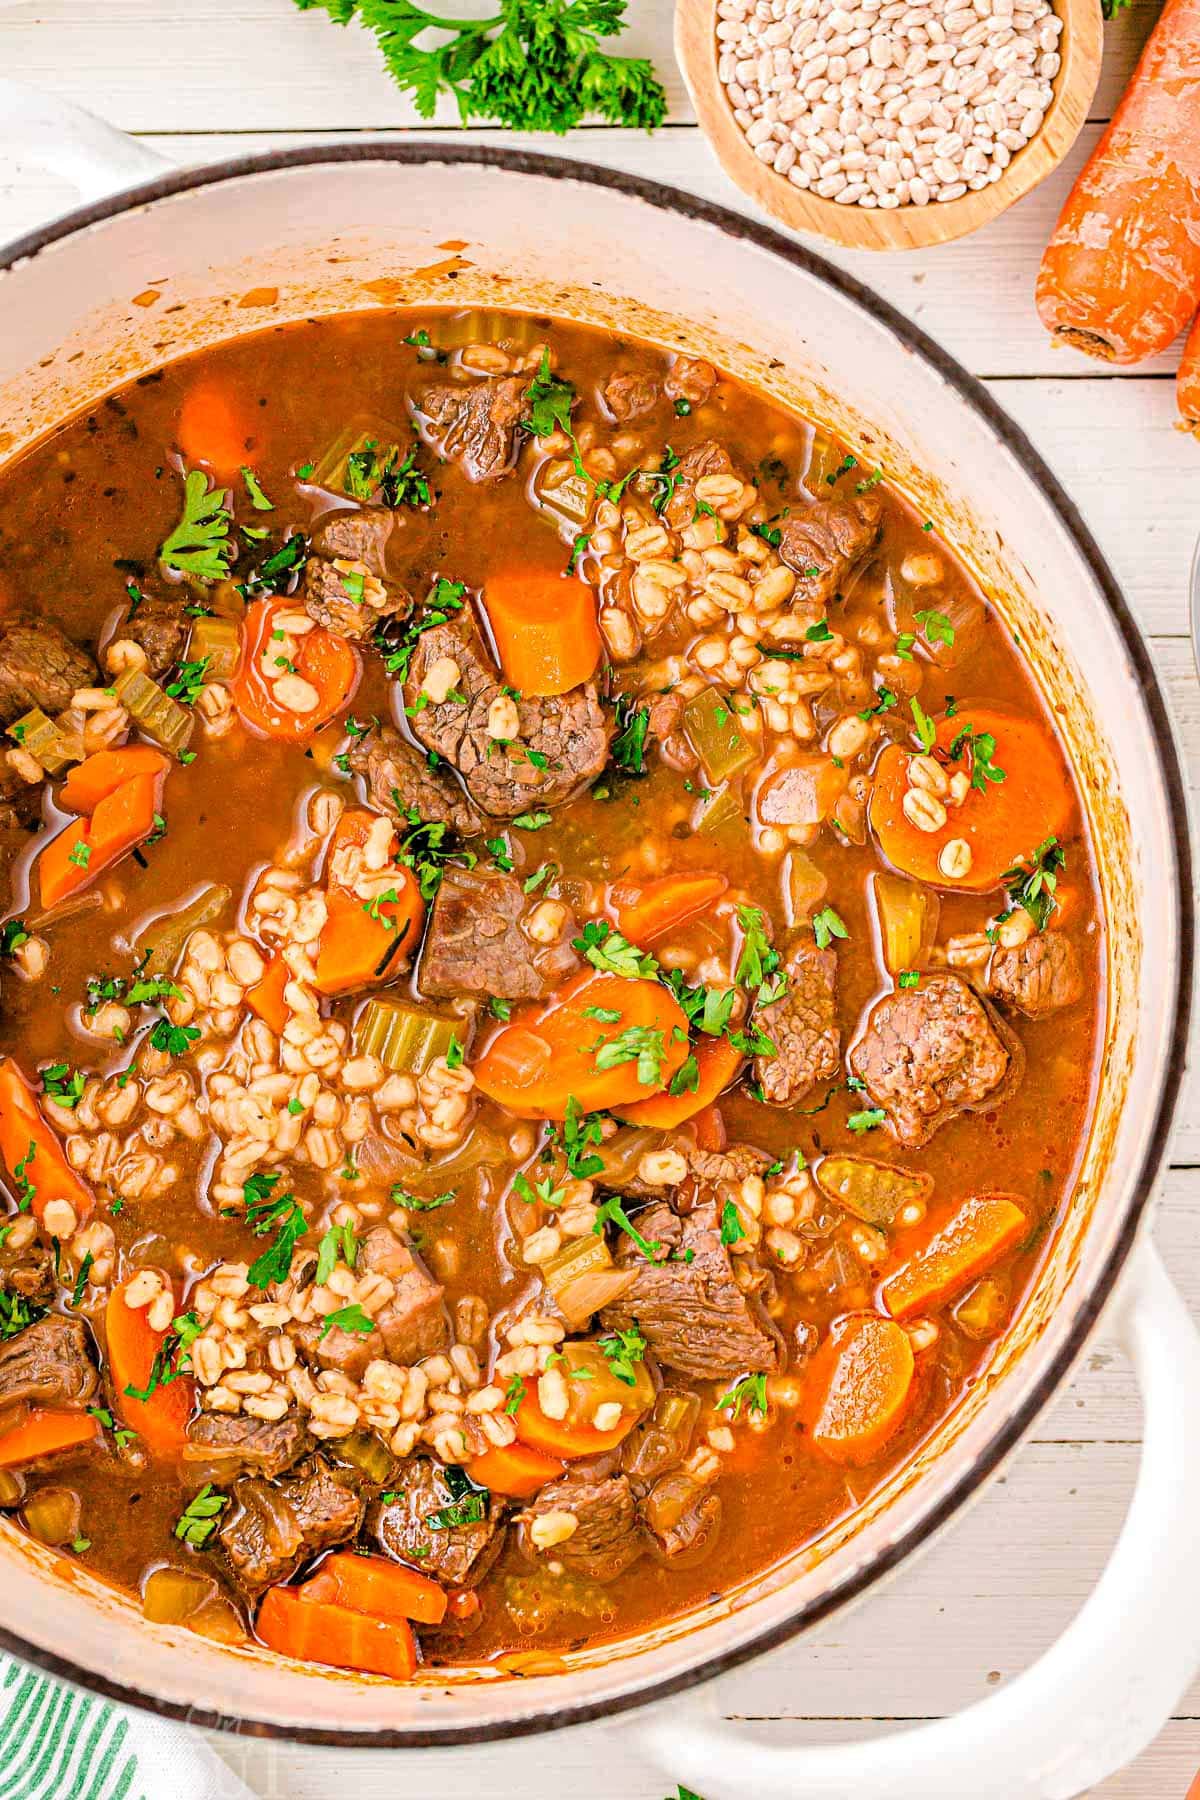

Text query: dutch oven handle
(0, 81), (169, 206)
(637, 1238), (1200, 1800)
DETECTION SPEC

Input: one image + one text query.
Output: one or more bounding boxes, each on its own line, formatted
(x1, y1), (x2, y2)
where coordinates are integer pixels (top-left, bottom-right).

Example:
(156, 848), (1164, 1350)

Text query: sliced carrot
(692, 1101), (727, 1152)
(481, 570), (601, 698)
(0, 1056), (94, 1227)
(613, 1032), (744, 1130)
(299, 1552), (447, 1628)
(246, 953), (291, 1035)
(472, 968), (691, 1120)
(514, 1385), (638, 1461)
(466, 1440), (565, 1499)
(232, 596), (360, 741)
(312, 806), (424, 995)
(803, 1313), (915, 1466)
(106, 1280), (194, 1457)
(0, 1409), (100, 1469)
(611, 872), (728, 945)
(869, 704), (1074, 892)
(58, 747), (168, 816)
(257, 1586), (416, 1680)
(38, 771), (162, 909)
(883, 1193), (1028, 1322)
(177, 380), (255, 476)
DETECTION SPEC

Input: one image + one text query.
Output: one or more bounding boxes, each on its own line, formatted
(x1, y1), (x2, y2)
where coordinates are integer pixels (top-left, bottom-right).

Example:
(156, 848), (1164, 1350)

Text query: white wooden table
(1, 3), (1197, 1794)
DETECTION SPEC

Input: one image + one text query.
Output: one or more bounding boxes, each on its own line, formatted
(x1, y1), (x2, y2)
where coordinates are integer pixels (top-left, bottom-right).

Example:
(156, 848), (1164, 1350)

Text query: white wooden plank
(0, 0), (1160, 135)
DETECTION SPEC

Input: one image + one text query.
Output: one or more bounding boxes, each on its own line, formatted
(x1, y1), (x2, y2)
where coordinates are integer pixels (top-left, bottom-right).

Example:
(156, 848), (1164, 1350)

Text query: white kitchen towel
(0, 1656), (257, 1800)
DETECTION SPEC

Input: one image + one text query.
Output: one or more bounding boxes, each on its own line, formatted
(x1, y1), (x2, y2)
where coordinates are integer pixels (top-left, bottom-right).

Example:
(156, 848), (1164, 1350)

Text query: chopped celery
(953, 1277), (1010, 1340)
(783, 847), (828, 925)
(113, 667), (195, 757)
(815, 1154), (933, 1226)
(804, 434), (855, 493)
(7, 707), (77, 775)
(870, 871), (939, 975)
(542, 1235), (636, 1328)
(335, 1428), (395, 1484)
(355, 998), (462, 1074)
(187, 614), (240, 683)
(533, 461), (594, 543)
(134, 884), (233, 976)
(621, 1389), (700, 1481)
(141, 1567), (217, 1626)
(438, 311), (539, 350)
(683, 688), (758, 785)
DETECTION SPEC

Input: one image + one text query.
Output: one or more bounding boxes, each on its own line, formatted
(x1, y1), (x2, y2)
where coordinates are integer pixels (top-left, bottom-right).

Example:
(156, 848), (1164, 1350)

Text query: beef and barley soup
(0, 309), (1101, 1676)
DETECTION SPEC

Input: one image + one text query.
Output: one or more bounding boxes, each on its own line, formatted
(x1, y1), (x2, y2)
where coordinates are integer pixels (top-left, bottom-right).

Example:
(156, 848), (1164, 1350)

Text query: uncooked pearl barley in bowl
(674, 0), (1104, 251)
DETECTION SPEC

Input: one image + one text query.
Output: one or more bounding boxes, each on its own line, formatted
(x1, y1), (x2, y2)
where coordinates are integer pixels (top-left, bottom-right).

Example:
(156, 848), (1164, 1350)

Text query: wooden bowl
(674, 0), (1103, 251)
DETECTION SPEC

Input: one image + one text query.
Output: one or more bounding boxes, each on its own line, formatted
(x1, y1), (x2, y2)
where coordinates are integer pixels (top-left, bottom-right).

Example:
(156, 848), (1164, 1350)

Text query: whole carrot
(1037, 0), (1200, 365)
(1178, 307), (1200, 432)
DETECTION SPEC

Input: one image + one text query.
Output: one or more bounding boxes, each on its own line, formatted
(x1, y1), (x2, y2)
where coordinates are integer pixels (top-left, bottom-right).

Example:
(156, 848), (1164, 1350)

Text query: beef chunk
(419, 866), (579, 1002)
(602, 370), (660, 422)
(118, 595), (190, 680)
(987, 932), (1084, 1019)
(0, 614), (98, 725)
(664, 356), (717, 408)
(301, 1226), (449, 1377)
(755, 943), (839, 1105)
(640, 1473), (722, 1564)
(346, 721), (482, 839)
(662, 441), (740, 531)
(304, 509), (411, 640)
(601, 1201), (784, 1381)
(596, 1138), (772, 1202)
(184, 1410), (310, 1480)
(775, 494), (883, 619)
(415, 373), (529, 483)
(0, 754), (42, 832)
(218, 1455), (362, 1595)
(369, 1457), (504, 1588)
(0, 1315), (97, 1414)
(645, 691), (698, 775)
(405, 622), (610, 818)
(523, 1472), (642, 1583)
(0, 1236), (53, 1305)
(849, 970), (1023, 1148)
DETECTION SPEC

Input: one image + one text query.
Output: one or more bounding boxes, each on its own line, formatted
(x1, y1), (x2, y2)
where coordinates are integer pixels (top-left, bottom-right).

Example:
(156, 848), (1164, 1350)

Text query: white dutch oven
(0, 83), (1196, 1800)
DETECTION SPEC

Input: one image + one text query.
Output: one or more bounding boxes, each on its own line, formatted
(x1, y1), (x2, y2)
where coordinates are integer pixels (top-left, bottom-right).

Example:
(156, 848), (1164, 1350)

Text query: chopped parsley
(244, 1176), (307, 1289)
(149, 1018), (200, 1058)
(40, 1062), (86, 1109)
(598, 1324), (647, 1387)
(573, 918), (659, 981)
(898, 969), (921, 990)
(427, 1466), (489, 1530)
(857, 686), (898, 723)
(174, 1484), (229, 1548)
(125, 1310), (202, 1400)
(719, 1200), (745, 1246)
(915, 607), (955, 648)
(390, 1186), (455, 1212)
(548, 1096), (607, 1180)
(320, 1302), (375, 1341)
(511, 809), (552, 832)
(315, 1221), (358, 1286)
(504, 1374), (526, 1416)
(909, 696), (937, 754)
(847, 1106), (887, 1134)
(1000, 835), (1065, 931)
(594, 1193), (663, 1260)
(0, 1290), (45, 1341)
(0, 920), (29, 958)
(947, 721), (1005, 792)
(241, 467), (273, 512)
(812, 905), (848, 951)
(159, 470), (232, 583)
(611, 694), (651, 777)
(716, 1372), (768, 1420)
(593, 1024), (666, 1087)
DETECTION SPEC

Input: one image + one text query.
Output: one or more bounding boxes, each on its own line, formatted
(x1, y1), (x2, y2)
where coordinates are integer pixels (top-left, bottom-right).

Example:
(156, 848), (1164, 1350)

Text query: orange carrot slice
(514, 1384), (638, 1461)
(38, 771), (162, 909)
(58, 747), (168, 816)
(299, 1553), (447, 1627)
(246, 953), (291, 1035)
(611, 872), (728, 944)
(232, 597), (359, 741)
(613, 1032), (744, 1130)
(466, 1441), (565, 1498)
(482, 570), (601, 698)
(0, 1057), (94, 1227)
(257, 1586), (416, 1680)
(883, 1193), (1028, 1322)
(472, 968), (690, 1120)
(0, 1409), (100, 1469)
(803, 1313), (915, 1466)
(312, 807), (424, 995)
(177, 380), (255, 476)
(869, 704), (1074, 891)
(106, 1280), (194, 1457)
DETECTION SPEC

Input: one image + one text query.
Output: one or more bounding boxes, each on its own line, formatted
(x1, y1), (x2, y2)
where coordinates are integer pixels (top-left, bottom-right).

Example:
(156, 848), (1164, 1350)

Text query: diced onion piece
(133, 883), (233, 976)
(112, 666), (195, 757)
(621, 1388), (700, 1482)
(870, 871), (939, 975)
(187, 614), (241, 682)
(693, 784), (745, 843)
(815, 1155), (933, 1226)
(7, 708), (77, 775)
(952, 1276), (1011, 1339)
(21, 1485), (80, 1547)
(355, 997), (461, 1074)
(141, 1566), (218, 1626)
(335, 1428), (394, 1485)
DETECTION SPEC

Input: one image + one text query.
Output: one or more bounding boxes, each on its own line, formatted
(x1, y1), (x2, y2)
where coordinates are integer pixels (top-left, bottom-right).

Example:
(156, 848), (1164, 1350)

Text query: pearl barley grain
(717, 0), (1060, 209)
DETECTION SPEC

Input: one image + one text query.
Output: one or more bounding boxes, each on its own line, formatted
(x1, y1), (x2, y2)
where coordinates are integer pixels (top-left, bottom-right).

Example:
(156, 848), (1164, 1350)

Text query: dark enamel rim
(0, 142), (1192, 1748)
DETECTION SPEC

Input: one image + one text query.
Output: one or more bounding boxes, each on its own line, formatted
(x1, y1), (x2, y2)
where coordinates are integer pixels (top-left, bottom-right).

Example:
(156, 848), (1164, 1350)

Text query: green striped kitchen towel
(0, 1657), (256, 1800)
